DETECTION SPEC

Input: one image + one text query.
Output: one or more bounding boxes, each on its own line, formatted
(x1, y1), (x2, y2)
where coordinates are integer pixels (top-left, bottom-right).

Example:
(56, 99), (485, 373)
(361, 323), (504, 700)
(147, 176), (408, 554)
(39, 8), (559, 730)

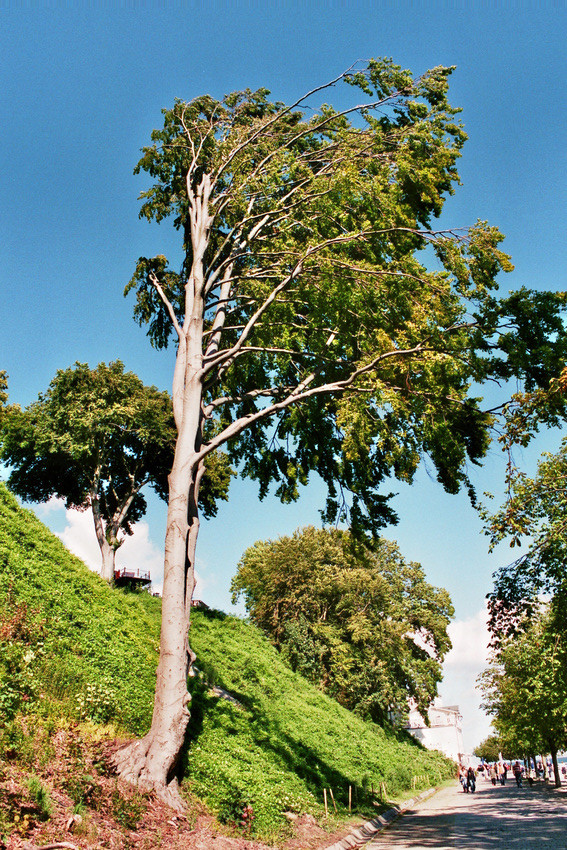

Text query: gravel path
(365, 778), (567, 848)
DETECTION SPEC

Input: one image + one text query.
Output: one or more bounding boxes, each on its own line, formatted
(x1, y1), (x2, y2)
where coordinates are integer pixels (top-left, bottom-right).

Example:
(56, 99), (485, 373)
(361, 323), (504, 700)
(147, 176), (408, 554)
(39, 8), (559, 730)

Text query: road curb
(323, 786), (439, 850)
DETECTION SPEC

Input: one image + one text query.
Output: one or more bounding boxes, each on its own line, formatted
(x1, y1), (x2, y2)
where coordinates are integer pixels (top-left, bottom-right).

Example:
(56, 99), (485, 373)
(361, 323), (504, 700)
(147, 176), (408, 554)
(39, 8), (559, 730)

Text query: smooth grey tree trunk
(112, 177), (209, 808)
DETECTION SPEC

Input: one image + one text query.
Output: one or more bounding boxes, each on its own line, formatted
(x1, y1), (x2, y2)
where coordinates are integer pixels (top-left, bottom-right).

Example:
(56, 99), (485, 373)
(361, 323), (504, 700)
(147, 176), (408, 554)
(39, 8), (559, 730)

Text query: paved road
(366, 778), (567, 848)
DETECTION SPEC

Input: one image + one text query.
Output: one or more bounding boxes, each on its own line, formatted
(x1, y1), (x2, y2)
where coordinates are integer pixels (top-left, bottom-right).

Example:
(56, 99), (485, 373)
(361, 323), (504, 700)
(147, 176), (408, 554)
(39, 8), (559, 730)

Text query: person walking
(513, 761), (522, 787)
(490, 764), (497, 786)
(467, 766), (476, 793)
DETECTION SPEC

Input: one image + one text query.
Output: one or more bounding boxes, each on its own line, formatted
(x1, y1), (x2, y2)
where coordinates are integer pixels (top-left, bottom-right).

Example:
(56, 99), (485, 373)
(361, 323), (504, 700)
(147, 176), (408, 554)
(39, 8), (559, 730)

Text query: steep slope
(0, 483), (453, 841)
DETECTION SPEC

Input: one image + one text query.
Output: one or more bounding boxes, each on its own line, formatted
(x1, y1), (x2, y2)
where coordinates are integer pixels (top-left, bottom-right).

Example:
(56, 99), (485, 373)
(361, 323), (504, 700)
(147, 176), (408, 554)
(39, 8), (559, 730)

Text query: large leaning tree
(114, 60), (567, 805)
(0, 361), (230, 582)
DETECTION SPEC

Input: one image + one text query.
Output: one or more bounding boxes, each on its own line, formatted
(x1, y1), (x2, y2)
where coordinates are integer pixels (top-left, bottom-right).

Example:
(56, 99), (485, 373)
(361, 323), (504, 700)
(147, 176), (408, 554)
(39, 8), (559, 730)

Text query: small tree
(473, 733), (508, 763)
(115, 60), (567, 805)
(0, 361), (230, 582)
(232, 526), (453, 724)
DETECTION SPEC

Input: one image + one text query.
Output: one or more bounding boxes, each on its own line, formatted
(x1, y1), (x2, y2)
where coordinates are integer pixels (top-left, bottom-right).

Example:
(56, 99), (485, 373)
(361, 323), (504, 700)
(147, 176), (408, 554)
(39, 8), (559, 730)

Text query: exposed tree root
(111, 735), (187, 813)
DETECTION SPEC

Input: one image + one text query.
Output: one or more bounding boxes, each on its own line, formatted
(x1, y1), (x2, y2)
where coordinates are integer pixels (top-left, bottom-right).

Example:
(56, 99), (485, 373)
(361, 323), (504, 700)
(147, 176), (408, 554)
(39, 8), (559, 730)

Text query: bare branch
(149, 272), (184, 340)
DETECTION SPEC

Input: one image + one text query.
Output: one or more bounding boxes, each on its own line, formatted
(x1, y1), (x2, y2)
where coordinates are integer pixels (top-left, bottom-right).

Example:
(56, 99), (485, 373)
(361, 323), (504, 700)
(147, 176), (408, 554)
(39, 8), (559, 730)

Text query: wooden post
(323, 788), (328, 818)
(329, 788), (337, 813)
(348, 785), (352, 812)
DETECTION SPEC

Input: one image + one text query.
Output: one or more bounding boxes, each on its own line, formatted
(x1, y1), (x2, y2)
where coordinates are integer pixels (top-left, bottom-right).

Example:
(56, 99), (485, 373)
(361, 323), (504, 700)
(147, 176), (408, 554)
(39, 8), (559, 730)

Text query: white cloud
(56, 506), (209, 600)
(444, 606), (491, 670)
(438, 606), (494, 753)
(57, 507), (166, 593)
(34, 496), (66, 516)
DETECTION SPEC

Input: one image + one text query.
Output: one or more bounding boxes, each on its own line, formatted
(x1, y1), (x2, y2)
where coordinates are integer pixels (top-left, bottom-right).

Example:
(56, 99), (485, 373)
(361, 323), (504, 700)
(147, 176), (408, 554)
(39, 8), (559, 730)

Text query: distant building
(404, 700), (464, 763)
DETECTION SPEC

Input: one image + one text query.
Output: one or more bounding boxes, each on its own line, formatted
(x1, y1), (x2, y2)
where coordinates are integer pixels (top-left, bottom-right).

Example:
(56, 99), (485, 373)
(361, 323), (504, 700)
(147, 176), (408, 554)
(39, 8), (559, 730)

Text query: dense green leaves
(0, 362), (231, 567)
(485, 441), (567, 637)
(473, 734), (510, 763)
(0, 485), (453, 838)
(232, 526), (453, 723)
(482, 370), (567, 638)
(0, 483), (160, 732)
(125, 60), (567, 536)
(186, 609), (454, 835)
(118, 61), (567, 795)
(478, 607), (567, 772)
(0, 372), (7, 409)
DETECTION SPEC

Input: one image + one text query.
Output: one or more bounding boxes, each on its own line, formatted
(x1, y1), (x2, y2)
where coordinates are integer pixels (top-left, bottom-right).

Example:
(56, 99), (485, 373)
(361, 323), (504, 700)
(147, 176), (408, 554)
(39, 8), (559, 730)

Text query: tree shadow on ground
(182, 681), (412, 816)
(391, 783), (567, 847)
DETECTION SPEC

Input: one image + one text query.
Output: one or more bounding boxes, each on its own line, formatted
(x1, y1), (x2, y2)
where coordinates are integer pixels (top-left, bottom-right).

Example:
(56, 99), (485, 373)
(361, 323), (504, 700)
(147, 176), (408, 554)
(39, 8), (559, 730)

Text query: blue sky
(1, 1), (566, 749)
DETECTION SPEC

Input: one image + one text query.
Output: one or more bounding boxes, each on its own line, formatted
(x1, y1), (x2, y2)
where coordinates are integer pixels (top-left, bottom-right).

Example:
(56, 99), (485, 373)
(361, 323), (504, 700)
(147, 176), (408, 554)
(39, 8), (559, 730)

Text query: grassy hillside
(0, 483), (454, 841)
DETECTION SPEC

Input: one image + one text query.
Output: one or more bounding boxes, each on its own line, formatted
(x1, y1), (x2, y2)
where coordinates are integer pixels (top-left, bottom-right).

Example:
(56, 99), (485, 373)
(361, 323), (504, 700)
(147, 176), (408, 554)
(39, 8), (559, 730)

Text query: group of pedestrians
(486, 761), (510, 786)
(460, 760), (536, 793)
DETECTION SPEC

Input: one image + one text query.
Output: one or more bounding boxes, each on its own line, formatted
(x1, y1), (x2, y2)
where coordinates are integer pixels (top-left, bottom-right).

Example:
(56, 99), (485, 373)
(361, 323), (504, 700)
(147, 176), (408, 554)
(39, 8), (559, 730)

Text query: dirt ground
(0, 732), (359, 850)
(3, 794), (358, 850)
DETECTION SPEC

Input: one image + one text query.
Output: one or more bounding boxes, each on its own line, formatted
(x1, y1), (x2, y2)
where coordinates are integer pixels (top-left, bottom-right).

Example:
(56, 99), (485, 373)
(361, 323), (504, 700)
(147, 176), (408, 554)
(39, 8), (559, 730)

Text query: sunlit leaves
(0, 362), (231, 536)
(479, 607), (567, 757)
(125, 59), (567, 536)
(232, 527), (453, 724)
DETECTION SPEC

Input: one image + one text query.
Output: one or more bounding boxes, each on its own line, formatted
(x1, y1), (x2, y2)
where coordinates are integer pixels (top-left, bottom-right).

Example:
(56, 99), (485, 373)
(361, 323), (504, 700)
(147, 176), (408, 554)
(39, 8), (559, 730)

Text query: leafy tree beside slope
(0, 362), (231, 583)
(232, 527), (453, 724)
(118, 58), (567, 804)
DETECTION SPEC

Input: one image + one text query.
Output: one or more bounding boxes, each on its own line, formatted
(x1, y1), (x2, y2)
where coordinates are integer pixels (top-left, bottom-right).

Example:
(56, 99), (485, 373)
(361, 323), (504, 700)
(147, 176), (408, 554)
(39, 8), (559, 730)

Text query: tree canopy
(482, 369), (567, 639)
(478, 606), (567, 784)
(473, 733), (509, 763)
(112, 59), (567, 805)
(232, 526), (453, 724)
(126, 62), (566, 537)
(0, 361), (230, 582)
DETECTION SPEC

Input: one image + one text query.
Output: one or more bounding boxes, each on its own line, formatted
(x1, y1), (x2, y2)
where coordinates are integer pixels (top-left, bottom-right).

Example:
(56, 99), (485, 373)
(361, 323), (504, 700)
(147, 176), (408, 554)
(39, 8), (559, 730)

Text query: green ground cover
(0, 483), (453, 839)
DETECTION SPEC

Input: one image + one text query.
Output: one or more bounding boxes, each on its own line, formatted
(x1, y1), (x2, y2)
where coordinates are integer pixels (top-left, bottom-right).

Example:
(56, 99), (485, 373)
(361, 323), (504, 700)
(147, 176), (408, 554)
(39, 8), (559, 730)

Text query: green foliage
(482, 368), (567, 639)
(0, 483), (161, 733)
(0, 361), (232, 568)
(125, 62), (567, 539)
(478, 606), (567, 759)
(75, 682), (117, 725)
(473, 733), (509, 763)
(232, 527), (453, 723)
(0, 371), (7, 409)
(483, 438), (567, 639)
(0, 485), (453, 839)
(25, 775), (52, 820)
(110, 785), (148, 830)
(186, 609), (454, 836)
(0, 602), (45, 722)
